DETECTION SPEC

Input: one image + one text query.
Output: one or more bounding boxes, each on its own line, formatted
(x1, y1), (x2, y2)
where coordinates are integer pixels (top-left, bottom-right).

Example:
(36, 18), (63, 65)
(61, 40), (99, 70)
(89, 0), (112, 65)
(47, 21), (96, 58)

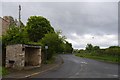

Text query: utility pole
(18, 5), (21, 28)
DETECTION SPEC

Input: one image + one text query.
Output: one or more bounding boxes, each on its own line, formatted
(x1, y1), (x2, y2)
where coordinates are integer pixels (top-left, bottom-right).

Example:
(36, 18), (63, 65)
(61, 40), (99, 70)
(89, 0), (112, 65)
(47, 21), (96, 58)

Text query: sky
(0, 0), (119, 49)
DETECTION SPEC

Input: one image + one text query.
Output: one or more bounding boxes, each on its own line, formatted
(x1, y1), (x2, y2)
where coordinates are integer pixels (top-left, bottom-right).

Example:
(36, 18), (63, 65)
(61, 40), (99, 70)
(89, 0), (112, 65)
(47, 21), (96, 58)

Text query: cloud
(1, 0), (119, 2)
(66, 33), (118, 49)
(1, 2), (118, 49)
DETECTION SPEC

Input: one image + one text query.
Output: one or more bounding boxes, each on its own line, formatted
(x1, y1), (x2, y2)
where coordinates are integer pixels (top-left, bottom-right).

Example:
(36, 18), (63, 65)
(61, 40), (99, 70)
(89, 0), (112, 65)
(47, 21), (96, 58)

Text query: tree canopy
(40, 32), (63, 59)
(2, 26), (29, 45)
(85, 44), (93, 53)
(2, 16), (73, 61)
(26, 16), (55, 42)
(40, 31), (73, 59)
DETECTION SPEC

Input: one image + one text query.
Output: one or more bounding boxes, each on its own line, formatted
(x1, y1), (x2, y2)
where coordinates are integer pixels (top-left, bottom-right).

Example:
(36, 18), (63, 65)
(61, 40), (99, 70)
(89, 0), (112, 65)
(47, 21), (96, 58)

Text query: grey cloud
(2, 2), (118, 48)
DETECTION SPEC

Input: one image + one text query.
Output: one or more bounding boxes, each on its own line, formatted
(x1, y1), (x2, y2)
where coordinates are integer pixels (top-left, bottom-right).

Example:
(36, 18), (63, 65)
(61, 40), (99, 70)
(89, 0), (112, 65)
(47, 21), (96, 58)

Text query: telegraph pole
(18, 5), (21, 28)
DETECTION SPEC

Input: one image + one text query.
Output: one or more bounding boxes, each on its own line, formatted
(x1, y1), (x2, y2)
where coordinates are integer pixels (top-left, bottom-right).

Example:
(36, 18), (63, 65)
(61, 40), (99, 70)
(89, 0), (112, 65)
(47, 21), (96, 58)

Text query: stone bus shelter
(5, 44), (42, 70)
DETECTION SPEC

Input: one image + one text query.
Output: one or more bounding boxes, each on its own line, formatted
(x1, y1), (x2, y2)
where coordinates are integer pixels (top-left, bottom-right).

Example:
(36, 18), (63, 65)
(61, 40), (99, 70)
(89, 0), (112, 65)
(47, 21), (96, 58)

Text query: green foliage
(64, 41), (73, 53)
(0, 67), (8, 76)
(2, 26), (29, 45)
(3, 16), (55, 45)
(109, 46), (120, 48)
(85, 44), (94, 53)
(76, 44), (120, 63)
(40, 31), (73, 59)
(78, 49), (84, 53)
(40, 32), (64, 60)
(93, 46), (100, 51)
(46, 56), (56, 64)
(75, 53), (119, 63)
(105, 46), (120, 56)
(2, 16), (73, 62)
(27, 41), (43, 46)
(73, 49), (79, 53)
(85, 44), (101, 54)
(26, 16), (55, 42)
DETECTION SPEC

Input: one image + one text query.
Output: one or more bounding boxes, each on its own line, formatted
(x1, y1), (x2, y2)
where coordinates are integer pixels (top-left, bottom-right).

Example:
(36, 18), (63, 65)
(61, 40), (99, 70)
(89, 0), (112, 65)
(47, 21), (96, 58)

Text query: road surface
(31, 54), (118, 78)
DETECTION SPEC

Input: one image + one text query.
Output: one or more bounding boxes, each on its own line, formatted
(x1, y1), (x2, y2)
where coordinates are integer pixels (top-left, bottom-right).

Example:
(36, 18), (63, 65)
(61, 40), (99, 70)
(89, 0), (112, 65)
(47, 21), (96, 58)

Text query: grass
(46, 56), (56, 64)
(0, 67), (8, 76)
(75, 53), (119, 63)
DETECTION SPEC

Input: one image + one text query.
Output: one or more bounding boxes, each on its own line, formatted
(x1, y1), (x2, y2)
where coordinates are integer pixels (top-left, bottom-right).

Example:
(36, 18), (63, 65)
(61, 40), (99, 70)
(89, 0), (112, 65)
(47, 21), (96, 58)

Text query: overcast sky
(1, 1), (119, 49)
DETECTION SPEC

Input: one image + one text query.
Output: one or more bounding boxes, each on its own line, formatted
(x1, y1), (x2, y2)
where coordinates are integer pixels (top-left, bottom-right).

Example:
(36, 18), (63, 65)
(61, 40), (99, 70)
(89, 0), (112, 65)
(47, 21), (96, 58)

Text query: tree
(85, 44), (93, 53)
(93, 46), (100, 53)
(109, 46), (120, 48)
(94, 46), (100, 50)
(40, 32), (64, 60)
(105, 46), (120, 56)
(2, 26), (29, 45)
(64, 41), (73, 53)
(26, 16), (55, 42)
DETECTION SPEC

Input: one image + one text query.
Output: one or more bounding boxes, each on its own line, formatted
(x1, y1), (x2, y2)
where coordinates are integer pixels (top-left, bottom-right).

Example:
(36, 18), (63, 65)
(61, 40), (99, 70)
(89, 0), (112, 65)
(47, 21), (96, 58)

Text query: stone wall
(0, 17), (10, 36)
(6, 44), (41, 70)
(25, 48), (41, 66)
(6, 44), (25, 70)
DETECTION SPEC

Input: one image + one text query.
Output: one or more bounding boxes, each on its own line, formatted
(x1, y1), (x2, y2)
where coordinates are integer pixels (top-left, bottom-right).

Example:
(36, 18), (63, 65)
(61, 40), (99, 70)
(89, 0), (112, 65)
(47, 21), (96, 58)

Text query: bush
(0, 67), (8, 76)
(40, 33), (63, 60)
(105, 47), (120, 56)
(2, 26), (29, 45)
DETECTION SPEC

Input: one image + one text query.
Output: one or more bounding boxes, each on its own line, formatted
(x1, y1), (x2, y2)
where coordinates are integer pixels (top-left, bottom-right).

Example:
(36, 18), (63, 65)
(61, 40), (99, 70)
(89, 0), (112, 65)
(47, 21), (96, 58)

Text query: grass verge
(75, 53), (119, 63)
(0, 67), (8, 76)
(46, 56), (56, 64)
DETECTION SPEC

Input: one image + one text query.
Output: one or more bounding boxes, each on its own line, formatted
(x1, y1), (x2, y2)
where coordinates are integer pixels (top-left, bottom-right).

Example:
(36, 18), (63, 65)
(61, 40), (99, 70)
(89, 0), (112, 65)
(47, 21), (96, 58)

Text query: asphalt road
(32, 54), (118, 78)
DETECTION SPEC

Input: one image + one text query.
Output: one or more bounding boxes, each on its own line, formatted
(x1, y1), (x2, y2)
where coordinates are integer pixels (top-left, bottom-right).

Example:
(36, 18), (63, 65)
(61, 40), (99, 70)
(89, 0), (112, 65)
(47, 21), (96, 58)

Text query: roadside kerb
(22, 55), (63, 78)
(2, 55), (63, 80)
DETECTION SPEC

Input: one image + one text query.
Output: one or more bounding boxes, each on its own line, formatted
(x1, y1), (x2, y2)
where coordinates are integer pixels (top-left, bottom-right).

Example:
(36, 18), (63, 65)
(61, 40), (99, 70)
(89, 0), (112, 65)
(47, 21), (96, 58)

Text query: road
(31, 54), (118, 78)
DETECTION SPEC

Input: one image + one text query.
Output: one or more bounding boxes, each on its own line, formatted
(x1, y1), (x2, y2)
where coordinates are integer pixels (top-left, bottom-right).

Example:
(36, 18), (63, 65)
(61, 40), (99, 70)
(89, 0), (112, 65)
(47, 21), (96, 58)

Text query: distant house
(0, 17), (10, 36)
(0, 16), (18, 36)
(6, 44), (42, 70)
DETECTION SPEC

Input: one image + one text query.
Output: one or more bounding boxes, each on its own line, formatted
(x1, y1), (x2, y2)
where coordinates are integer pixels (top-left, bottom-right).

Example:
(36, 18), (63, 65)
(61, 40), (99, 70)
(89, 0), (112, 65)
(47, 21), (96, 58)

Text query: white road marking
(107, 74), (118, 77)
(75, 72), (79, 75)
(112, 75), (118, 77)
(24, 64), (60, 78)
(81, 62), (87, 64)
